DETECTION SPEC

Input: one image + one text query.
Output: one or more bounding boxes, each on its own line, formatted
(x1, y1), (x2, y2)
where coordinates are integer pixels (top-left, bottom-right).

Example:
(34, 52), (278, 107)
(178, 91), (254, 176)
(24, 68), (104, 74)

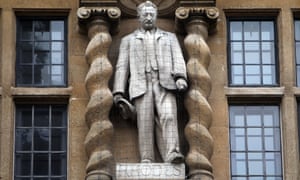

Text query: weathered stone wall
(0, 0), (299, 179)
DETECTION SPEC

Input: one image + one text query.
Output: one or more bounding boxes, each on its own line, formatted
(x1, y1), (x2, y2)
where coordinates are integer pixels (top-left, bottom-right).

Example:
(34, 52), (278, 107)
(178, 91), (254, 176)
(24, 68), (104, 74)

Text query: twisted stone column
(77, 7), (120, 180)
(176, 7), (219, 180)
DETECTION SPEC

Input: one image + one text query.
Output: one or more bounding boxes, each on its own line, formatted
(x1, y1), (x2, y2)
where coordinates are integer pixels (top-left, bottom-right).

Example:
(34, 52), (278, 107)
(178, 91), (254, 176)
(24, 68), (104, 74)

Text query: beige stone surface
(0, 0), (299, 180)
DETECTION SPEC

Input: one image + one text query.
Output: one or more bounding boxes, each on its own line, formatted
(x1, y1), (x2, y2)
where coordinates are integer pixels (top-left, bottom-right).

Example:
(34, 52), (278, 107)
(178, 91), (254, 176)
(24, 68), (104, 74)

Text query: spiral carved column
(176, 7), (219, 180)
(77, 7), (120, 180)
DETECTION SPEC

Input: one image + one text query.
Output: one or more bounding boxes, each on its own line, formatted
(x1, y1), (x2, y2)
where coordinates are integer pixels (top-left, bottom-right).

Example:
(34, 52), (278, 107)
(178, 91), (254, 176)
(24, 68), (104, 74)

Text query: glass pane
(230, 21), (243, 40)
(20, 21), (33, 40)
(231, 42), (243, 64)
(15, 153), (31, 175)
(245, 65), (260, 84)
(34, 42), (50, 64)
(34, 21), (50, 41)
(230, 128), (245, 151)
(34, 65), (50, 85)
(232, 65), (244, 84)
(244, 42), (260, 64)
(52, 42), (63, 51)
(263, 65), (276, 85)
(264, 106), (279, 126)
(20, 42), (33, 64)
(244, 21), (260, 40)
(297, 66), (300, 86)
(247, 128), (262, 150)
(34, 128), (49, 151)
(248, 160), (263, 175)
(15, 178), (31, 180)
(246, 107), (262, 126)
(52, 51), (63, 64)
(34, 106), (49, 126)
(33, 153), (49, 175)
(265, 128), (281, 151)
(261, 21), (274, 40)
(17, 65), (33, 85)
(51, 128), (67, 151)
(249, 177), (264, 180)
(262, 42), (275, 64)
(51, 21), (64, 40)
(231, 153), (246, 175)
(16, 128), (32, 151)
(266, 152), (282, 176)
(295, 20), (300, 40)
(230, 107), (245, 126)
(51, 65), (64, 85)
(51, 153), (67, 175)
(52, 105), (67, 127)
(296, 43), (300, 64)
(232, 178), (247, 180)
(16, 105), (32, 127)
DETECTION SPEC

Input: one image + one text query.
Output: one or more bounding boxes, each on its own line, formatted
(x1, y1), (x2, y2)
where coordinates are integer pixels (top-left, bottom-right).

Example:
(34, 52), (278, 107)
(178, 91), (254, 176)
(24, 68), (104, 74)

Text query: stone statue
(113, 1), (187, 164)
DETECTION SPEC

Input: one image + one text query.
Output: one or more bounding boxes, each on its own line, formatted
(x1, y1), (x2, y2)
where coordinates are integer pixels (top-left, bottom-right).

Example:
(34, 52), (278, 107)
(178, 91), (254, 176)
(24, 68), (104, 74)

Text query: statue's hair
(137, 1), (157, 17)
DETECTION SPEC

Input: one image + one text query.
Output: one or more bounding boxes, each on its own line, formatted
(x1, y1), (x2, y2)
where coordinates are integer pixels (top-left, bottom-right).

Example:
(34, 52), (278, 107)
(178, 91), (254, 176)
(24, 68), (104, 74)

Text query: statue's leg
(153, 79), (182, 163)
(134, 76), (155, 163)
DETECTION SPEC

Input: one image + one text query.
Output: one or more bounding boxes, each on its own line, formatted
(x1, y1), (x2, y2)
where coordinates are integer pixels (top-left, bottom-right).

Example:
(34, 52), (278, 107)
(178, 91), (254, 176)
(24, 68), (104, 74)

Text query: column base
(188, 169), (214, 180)
(86, 170), (112, 180)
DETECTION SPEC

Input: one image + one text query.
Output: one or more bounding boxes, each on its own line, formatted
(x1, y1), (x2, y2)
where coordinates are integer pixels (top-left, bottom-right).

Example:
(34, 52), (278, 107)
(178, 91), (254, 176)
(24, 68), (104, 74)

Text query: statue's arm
(113, 37), (130, 97)
(170, 33), (187, 81)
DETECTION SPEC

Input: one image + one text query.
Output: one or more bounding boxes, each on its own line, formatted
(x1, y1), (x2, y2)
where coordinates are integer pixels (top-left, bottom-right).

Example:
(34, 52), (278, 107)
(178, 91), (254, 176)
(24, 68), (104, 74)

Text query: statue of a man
(113, 1), (187, 164)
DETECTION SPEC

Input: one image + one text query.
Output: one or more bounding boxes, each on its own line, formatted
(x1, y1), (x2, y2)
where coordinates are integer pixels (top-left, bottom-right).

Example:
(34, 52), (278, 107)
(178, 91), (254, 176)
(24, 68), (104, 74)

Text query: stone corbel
(175, 6), (219, 180)
(77, 6), (121, 180)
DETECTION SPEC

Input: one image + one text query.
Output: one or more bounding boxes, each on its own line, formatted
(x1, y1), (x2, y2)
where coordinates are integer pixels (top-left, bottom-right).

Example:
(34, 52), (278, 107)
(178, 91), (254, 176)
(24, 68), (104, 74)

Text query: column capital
(175, 6), (219, 34)
(77, 6), (121, 34)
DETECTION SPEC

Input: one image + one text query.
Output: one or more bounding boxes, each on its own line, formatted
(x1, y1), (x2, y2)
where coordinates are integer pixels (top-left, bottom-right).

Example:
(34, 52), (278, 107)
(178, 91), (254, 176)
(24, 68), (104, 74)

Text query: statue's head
(137, 1), (157, 30)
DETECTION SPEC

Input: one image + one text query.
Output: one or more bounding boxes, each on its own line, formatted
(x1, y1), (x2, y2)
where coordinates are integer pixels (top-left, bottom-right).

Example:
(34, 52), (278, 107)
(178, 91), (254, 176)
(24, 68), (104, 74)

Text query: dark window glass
(229, 105), (282, 179)
(295, 20), (300, 86)
(16, 19), (66, 87)
(14, 104), (67, 179)
(228, 20), (277, 86)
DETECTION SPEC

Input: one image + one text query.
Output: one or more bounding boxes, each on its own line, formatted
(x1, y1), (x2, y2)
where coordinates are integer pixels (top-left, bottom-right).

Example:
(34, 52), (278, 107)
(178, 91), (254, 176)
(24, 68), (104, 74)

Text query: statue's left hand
(176, 78), (188, 92)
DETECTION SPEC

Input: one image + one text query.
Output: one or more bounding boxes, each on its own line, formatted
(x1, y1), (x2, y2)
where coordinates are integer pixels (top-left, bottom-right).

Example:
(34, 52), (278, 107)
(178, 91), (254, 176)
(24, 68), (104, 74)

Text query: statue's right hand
(113, 94), (123, 105)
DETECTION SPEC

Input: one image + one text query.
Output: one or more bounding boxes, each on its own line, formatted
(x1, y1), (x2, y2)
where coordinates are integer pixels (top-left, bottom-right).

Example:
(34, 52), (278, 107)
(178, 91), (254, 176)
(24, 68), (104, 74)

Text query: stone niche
(78, 0), (218, 179)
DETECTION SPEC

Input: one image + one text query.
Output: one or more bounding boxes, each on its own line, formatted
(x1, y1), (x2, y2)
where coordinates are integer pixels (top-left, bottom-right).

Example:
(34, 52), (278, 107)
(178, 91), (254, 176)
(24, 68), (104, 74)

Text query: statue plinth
(116, 163), (185, 180)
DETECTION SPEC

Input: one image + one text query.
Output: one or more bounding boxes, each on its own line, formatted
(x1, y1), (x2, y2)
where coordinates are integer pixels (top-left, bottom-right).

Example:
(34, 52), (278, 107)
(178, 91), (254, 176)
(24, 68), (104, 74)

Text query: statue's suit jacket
(113, 28), (187, 100)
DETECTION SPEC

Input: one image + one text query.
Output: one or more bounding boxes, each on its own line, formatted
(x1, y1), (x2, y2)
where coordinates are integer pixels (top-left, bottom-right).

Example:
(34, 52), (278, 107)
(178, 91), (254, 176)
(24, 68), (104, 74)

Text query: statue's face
(138, 6), (157, 30)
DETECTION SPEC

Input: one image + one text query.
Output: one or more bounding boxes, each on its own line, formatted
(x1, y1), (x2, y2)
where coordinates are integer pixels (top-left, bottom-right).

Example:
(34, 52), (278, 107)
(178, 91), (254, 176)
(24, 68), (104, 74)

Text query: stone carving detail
(119, 0), (177, 16)
(176, 6), (219, 180)
(77, 7), (121, 180)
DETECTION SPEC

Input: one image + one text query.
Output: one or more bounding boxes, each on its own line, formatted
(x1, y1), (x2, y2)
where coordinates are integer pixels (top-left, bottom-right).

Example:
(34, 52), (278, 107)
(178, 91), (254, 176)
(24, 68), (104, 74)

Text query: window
(16, 18), (67, 87)
(228, 20), (277, 86)
(14, 104), (67, 179)
(295, 20), (300, 86)
(229, 105), (282, 179)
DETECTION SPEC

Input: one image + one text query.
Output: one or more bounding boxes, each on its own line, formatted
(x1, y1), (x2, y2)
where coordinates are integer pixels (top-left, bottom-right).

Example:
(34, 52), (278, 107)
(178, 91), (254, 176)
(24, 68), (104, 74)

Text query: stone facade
(0, 0), (299, 180)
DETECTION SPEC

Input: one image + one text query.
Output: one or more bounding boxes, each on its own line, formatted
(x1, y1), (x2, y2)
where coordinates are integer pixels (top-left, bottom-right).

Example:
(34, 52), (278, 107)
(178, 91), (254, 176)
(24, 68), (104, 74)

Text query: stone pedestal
(116, 163), (185, 180)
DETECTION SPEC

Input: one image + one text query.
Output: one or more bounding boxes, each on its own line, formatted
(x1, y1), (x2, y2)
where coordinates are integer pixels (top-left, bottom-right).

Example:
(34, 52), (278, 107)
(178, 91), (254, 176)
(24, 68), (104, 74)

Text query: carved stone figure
(113, 1), (187, 164)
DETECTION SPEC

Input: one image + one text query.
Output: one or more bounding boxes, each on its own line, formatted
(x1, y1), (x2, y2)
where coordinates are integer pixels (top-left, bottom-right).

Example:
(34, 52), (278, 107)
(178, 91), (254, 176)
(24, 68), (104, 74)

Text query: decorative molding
(175, 6), (219, 34)
(77, 6), (121, 34)
(119, 0), (178, 17)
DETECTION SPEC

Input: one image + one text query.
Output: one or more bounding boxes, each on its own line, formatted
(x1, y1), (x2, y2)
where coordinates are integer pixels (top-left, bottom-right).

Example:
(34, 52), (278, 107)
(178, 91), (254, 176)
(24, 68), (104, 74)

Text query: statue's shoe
(166, 152), (184, 164)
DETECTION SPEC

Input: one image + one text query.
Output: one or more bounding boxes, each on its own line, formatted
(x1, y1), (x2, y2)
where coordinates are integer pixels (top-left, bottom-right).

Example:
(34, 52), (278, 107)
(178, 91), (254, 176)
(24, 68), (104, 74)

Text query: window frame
(14, 104), (68, 179)
(227, 17), (279, 87)
(15, 16), (68, 87)
(229, 104), (283, 179)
